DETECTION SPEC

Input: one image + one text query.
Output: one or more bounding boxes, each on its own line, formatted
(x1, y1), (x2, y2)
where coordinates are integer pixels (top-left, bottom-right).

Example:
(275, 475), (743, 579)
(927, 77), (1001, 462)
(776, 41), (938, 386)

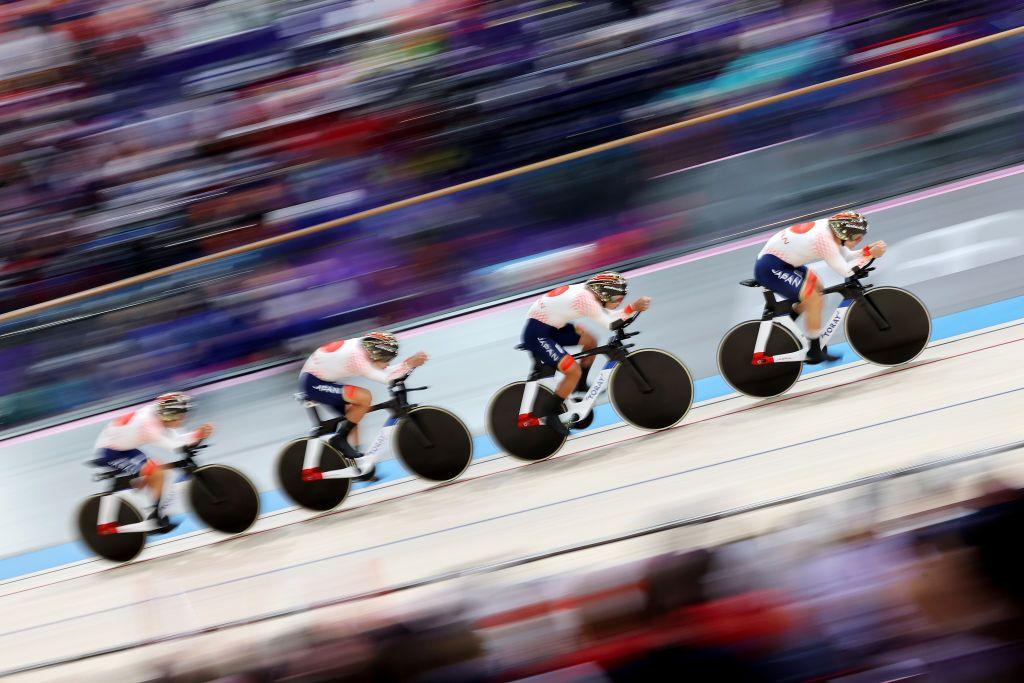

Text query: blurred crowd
(1, 0), (1023, 429)
(153, 480), (1024, 682)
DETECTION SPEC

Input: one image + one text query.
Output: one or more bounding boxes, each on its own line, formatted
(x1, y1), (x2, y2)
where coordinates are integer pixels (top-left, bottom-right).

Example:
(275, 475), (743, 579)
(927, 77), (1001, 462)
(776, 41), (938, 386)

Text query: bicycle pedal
(148, 516), (180, 536)
(517, 413), (543, 429)
(355, 464), (379, 483)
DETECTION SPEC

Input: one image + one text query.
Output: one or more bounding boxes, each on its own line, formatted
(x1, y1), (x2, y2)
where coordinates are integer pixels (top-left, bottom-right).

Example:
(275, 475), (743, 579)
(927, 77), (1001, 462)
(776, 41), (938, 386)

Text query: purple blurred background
(0, 0), (1021, 428)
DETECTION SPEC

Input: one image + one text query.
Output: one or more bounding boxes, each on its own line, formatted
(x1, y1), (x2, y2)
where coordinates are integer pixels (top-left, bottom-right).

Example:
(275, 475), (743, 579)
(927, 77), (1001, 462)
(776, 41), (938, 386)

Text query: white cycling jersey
(759, 219), (870, 278)
(302, 338), (411, 384)
(94, 404), (202, 453)
(527, 283), (634, 329)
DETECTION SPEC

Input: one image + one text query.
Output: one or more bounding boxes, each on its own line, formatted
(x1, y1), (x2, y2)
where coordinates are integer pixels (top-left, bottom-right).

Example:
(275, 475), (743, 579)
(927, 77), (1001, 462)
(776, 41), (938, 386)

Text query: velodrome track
(2, 315), (1024, 680)
(0, 164), (1023, 678)
(1, 163), (1022, 559)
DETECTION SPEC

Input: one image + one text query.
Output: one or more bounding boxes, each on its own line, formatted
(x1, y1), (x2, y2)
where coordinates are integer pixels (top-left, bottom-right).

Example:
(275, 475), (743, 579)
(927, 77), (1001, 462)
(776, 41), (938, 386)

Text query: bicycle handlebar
(610, 310), (641, 332)
(388, 375), (428, 395)
(849, 258), (876, 280)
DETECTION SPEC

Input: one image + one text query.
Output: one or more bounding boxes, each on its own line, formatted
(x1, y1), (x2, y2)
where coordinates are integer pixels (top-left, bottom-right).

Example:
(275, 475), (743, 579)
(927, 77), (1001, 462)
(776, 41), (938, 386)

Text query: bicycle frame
(518, 317), (641, 427)
(300, 413), (397, 480)
(297, 379), (425, 479)
(749, 261), (894, 366)
(518, 357), (620, 426)
(95, 466), (188, 535)
(751, 295), (856, 365)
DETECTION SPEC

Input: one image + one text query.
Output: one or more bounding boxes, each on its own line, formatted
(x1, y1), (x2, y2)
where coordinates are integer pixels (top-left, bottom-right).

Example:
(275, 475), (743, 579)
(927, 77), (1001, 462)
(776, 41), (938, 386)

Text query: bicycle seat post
(295, 393), (327, 436)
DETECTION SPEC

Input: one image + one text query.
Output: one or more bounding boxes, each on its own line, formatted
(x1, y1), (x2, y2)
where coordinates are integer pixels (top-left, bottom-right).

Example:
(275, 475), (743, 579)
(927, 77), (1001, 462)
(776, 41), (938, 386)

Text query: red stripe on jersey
(320, 340), (345, 353)
(113, 412), (135, 427)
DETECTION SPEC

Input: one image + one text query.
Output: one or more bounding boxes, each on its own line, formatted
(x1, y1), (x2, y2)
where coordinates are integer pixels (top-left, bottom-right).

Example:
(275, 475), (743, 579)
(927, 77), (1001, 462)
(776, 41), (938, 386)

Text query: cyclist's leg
(568, 325), (596, 390)
(526, 320), (580, 400)
(793, 267), (823, 336)
(755, 255), (817, 322)
(341, 385), (371, 449)
(302, 373), (363, 456)
(96, 448), (165, 516)
(523, 320), (577, 432)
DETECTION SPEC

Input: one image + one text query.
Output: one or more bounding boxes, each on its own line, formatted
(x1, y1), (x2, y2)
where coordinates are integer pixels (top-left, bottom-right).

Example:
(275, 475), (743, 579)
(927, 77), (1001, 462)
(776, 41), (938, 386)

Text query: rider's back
(527, 284), (604, 329)
(759, 219), (864, 278)
(94, 404), (163, 451)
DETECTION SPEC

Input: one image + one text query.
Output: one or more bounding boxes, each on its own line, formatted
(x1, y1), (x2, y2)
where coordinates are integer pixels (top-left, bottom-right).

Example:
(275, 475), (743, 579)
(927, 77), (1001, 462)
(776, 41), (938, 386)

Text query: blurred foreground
(147, 466), (1024, 682)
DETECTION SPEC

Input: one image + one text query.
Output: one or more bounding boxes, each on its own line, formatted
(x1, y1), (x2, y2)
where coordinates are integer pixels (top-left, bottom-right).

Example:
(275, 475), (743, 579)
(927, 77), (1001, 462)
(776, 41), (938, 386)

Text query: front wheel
(189, 464), (260, 534)
(395, 407), (473, 482)
(487, 382), (567, 461)
(609, 349), (693, 430)
(846, 286), (931, 366)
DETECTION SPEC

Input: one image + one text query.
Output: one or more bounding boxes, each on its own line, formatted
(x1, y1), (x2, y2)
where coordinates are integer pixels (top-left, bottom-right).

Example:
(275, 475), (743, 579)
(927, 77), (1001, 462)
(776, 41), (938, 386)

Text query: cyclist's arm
(841, 244), (872, 267)
(579, 292), (635, 330)
(360, 360), (413, 384)
(145, 424), (202, 453)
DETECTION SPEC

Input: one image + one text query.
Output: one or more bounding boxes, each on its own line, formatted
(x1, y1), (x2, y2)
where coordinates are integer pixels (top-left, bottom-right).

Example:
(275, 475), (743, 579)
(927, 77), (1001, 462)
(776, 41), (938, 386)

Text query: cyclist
(519, 272), (651, 435)
(755, 210), (887, 364)
(300, 331), (428, 482)
(92, 392), (213, 533)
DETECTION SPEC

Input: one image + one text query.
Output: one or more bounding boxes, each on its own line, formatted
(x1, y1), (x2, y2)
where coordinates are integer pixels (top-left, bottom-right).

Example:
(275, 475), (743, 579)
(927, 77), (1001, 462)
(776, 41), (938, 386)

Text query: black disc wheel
(846, 287), (931, 366)
(609, 349), (693, 430)
(395, 407), (473, 482)
(276, 439), (351, 512)
(718, 320), (803, 398)
(189, 464), (260, 534)
(487, 382), (567, 461)
(77, 494), (146, 563)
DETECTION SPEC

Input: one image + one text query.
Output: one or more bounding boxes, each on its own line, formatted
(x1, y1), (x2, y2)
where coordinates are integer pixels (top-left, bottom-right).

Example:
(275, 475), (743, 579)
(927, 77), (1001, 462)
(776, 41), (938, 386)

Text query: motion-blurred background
(0, 0), (1021, 430)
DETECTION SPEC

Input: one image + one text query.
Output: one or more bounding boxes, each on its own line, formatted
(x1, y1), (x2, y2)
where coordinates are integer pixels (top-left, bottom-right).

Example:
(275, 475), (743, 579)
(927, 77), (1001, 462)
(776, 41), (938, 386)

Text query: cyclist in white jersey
(93, 392), (213, 532)
(300, 331), (427, 481)
(520, 272), (651, 434)
(755, 211), (887, 363)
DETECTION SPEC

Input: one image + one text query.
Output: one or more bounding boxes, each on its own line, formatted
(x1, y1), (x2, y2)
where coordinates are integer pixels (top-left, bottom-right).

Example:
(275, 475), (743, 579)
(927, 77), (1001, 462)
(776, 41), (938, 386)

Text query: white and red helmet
(155, 392), (192, 421)
(828, 211), (869, 242)
(585, 272), (628, 303)
(361, 331), (399, 362)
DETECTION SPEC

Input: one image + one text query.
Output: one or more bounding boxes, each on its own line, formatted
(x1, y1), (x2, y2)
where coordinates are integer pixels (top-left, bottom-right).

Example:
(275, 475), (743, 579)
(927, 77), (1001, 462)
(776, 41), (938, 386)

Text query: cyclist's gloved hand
(630, 296), (651, 313)
(405, 351), (429, 368)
